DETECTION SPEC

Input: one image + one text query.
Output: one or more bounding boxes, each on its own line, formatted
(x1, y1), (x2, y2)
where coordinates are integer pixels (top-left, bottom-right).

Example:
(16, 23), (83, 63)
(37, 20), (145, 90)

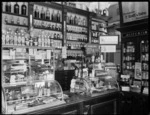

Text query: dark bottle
(70, 15), (72, 24)
(21, 2), (26, 15)
(5, 2), (9, 12)
(14, 2), (19, 14)
(8, 2), (11, 13)
(5, 16), (8, 23)
(51, 10), (55, 21)
(34, 6), (39, 18)
(46, 8), (50, 20)
(74, 15), (77, 25)
(55, 24), (58, 30)
(57, 34), (60, 39)
(57, 11), (61, 22)
(54, 33), (57, 39)
(41, 7), (45, 19)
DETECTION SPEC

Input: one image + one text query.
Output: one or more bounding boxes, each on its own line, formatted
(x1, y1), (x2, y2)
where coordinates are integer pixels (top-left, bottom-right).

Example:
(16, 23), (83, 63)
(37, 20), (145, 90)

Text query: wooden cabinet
(82, 92), (119, 115)
(91, 100), (116, 115)
(118, 91), (149, 115)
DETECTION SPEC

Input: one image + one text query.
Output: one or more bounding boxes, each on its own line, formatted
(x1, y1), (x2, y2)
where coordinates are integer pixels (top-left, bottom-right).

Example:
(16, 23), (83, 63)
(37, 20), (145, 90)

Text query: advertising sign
(99, 36), (118, 44)
(101, 45), (116, 52)
(122, 2), (148, 23)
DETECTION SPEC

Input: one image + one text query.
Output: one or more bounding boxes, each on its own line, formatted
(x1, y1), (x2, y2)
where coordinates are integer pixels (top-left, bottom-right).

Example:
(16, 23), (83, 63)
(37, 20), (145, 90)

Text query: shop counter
(9, 89), (119, 114)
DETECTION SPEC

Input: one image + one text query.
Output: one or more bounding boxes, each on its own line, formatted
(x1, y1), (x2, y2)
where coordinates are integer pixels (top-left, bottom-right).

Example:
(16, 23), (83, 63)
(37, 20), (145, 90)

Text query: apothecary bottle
(41, 7), (45, 19)
(34, 6), (39, 18)
(14, 2), (19, 14)
(21, 2), (27, 15)
(57, 11), (61, 22)
(46, 8), (50, 20)
(51, 10), (55, 21)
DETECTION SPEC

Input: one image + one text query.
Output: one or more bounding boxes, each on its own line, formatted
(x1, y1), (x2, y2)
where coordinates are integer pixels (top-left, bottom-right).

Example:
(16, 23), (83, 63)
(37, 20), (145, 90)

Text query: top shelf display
(33, 4), (62, 23)
(66, 12), (88, 27)
(3, 2), (28, 17)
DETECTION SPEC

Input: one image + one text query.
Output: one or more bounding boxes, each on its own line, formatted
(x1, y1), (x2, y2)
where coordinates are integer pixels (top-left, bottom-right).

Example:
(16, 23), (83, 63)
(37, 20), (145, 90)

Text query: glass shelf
(67, 23), (87, 28)
(2, 12), (28, 18)
(33, 26), (62, 32)
(5, 23), (28, 28)
(67, 31), (87, 35)
(34, 18), (62, 24)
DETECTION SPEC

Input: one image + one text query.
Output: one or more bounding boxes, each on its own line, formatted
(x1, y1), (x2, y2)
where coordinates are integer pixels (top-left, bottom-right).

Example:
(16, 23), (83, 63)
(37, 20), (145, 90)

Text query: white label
(99, 36), (118, 44)
(101, 45), (116, 52)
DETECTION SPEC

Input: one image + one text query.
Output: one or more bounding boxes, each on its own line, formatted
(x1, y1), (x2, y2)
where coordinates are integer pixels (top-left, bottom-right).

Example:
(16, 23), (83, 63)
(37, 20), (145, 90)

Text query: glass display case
(89, 70), (119, 94)
(2, 80), (65, 114)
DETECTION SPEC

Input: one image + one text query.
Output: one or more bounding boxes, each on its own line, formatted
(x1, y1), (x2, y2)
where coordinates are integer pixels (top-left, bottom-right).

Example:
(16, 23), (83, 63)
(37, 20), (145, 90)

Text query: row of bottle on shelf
(67, 14), (87, 26)
(3, 2), (27, 16)
(67, 53), (84, 60)
(123, 46), (135, 53)
(2, 28), (63, 47)
(92, 31), (106, 37)
(67, 43), (84, 50)
(123, 62), (134, 70)
(91, 39), (99, 43)
(91, 22), (106, 30)
(141, 40), (149, 52)
(67, 25), (87, 34)
(34, 20), (62, 31)
(34, 5), (61, 22)
(123, 55), (135, 61)
(67, 33), (88, 42)
(4, 15), (28, 26)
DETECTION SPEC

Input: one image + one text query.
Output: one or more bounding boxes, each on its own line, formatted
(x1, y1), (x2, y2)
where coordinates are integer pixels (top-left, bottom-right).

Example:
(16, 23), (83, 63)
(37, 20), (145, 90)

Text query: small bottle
(70, 15), (72, 24)
(5, 31), (10, 45)
(41, 7), (45, 19)
(74, 15), (77, 25)
(57, 11), (61, 22)
(34, 6), (39, 18)
(17, 33), (21, 46)
(21, 33), (25, 46)
(8, 2), (11, 13)
(5, 2), (9, 12)
(9, 31), (14, 45)
(46, 8), (50, 20)
(17, 17), (20, 25)
(14, 2), (19, 14)
(21, 2), (27, 15)
(4, 16), (8, 24)
(2, 32), (6, 45)
(23, 18), (26, 25)
(51, 10), (55, 21)
(14, 32), (18, 45)
(11, 16), (14, 24)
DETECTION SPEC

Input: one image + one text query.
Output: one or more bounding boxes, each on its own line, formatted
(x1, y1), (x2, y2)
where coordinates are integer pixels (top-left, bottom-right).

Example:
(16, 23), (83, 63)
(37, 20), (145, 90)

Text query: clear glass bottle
(4, 16), (8, 24)
(21, 2), (26, 15)
(14, 2), (19, 14)
(2, 31), (6, 45)
(5, 30), (9, 45)
(14, 32), (18, 45)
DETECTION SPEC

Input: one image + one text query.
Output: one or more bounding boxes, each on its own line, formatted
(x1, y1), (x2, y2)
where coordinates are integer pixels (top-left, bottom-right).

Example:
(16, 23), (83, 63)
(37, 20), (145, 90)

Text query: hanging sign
(99, 36), (118, 44)
(122, 2), (148, 23)
(101, 45), (116, 52)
